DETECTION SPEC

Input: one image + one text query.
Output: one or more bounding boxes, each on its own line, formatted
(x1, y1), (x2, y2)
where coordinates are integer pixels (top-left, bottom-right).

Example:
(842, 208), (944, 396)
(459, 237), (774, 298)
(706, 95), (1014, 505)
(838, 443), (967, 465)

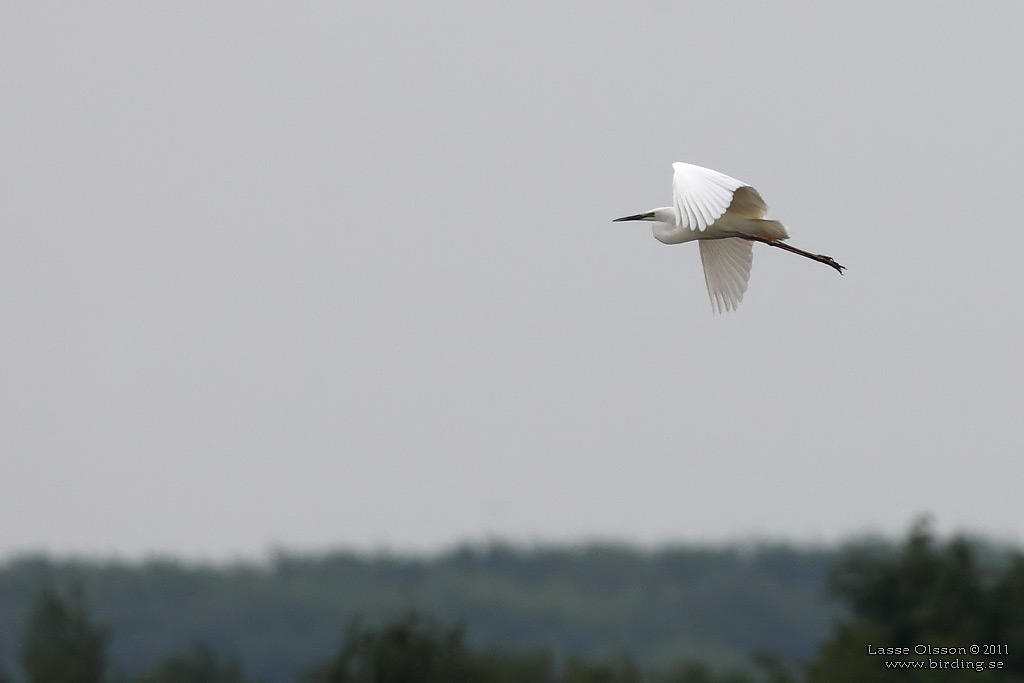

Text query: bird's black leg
(731, 234), (846, 274)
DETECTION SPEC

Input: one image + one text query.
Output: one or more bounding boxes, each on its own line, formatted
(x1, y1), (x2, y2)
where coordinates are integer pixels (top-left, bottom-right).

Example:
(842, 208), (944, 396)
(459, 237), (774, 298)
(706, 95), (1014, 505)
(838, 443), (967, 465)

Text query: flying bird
(614, 162), (844, 313)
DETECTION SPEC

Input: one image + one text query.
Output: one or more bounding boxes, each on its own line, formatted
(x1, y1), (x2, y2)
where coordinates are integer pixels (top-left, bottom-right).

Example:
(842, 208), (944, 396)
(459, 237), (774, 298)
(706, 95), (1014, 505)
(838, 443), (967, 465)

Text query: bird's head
(612, 207), (676, 224)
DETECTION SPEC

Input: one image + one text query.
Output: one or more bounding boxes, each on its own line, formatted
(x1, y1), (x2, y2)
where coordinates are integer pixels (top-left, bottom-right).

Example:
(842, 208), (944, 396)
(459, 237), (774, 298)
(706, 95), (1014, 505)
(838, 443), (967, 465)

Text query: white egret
(614, 162), (844, 313)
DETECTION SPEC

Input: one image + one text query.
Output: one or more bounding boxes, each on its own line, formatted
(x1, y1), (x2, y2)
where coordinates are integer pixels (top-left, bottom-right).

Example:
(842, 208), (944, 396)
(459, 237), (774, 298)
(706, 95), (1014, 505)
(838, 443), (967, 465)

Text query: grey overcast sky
(3, 2), (1023, 560)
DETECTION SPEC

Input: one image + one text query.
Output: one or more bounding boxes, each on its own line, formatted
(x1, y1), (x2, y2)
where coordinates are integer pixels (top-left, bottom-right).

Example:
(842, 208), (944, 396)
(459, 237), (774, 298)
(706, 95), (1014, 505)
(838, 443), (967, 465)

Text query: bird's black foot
(817, 255), (846, 274)
(819, 255), (843, 274)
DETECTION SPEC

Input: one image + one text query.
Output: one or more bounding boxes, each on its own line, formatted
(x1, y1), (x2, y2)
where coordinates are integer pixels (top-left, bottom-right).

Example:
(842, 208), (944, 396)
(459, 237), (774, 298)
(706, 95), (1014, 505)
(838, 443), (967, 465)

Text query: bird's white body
(649, 210), (785, 244)
(614, 162), (843, 313)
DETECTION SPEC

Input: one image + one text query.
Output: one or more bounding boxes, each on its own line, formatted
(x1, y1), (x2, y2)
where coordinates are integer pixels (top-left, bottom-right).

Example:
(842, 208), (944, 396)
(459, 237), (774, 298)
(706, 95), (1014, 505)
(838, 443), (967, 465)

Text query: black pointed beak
(612, 212), (653, 222)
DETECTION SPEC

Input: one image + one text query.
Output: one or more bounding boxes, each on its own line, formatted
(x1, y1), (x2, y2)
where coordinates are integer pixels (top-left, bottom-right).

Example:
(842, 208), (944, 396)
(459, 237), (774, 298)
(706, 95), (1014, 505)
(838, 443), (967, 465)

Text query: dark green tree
(301, 612), (787, 683)
(808, 519), (1024, 682)
(20, 583), (109, 683)
(303, 612), (566, 683)
(303, 613), (502, 683)
(562, 656), (640, 683)
(128, 643), (254, 683)
(992, 555), (1024, 672)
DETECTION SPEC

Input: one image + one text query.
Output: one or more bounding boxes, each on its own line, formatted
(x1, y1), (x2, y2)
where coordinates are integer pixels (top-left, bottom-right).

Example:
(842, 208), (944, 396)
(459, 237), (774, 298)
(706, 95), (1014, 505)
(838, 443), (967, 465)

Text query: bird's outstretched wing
(727, 186), (768, 219)
(698, 238), (753, 314)
(671, 162), (749, 231)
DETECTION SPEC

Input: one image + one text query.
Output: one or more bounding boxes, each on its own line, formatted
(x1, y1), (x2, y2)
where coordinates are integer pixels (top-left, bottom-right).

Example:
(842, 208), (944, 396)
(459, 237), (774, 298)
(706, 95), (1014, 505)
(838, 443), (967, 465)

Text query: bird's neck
(650, 207), (691, 244)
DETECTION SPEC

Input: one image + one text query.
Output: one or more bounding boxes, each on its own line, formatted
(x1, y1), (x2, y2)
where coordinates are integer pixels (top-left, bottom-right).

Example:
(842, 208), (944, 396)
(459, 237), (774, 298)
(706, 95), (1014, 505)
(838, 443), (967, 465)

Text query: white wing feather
(671, 162), (749, 231)
(698, 238), (753, 314)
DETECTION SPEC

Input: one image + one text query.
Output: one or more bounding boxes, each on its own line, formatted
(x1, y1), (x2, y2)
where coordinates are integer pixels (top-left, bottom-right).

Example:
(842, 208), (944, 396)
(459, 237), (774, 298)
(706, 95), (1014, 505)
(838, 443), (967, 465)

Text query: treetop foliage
(0, 543), (834, 681)
(6, 523), (1024, 683)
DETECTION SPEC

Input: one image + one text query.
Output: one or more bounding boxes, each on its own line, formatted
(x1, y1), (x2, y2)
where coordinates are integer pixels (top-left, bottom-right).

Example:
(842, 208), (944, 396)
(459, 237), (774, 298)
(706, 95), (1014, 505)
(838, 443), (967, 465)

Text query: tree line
(3, 520), (1024, 682)
(0, 543), (834, 679)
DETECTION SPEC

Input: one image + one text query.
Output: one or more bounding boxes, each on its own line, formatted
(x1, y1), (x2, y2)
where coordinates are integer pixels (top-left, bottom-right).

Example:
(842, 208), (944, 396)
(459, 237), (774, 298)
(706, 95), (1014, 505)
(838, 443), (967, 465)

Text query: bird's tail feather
(750, 219), (789, 241)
